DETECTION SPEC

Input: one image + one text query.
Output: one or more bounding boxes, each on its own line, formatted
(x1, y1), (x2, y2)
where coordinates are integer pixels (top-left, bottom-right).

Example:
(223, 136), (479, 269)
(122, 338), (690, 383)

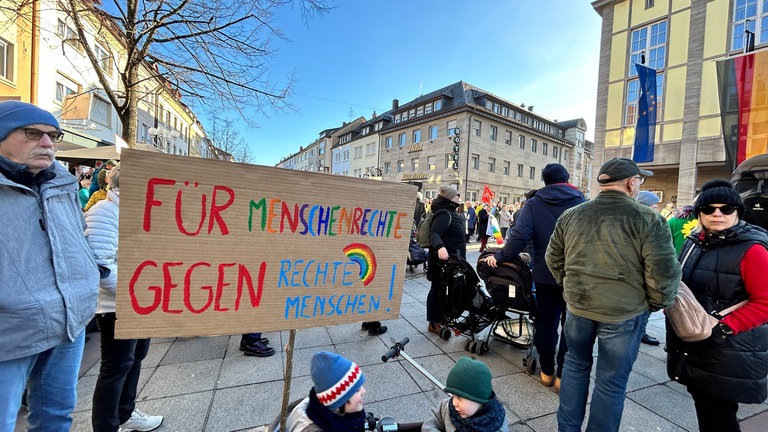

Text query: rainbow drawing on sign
(343, 243), (377, 286)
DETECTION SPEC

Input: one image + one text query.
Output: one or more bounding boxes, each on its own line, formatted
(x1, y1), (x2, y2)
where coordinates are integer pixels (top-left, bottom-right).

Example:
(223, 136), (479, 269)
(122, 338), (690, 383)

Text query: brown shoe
(428, 322), (441, 334)
(554, 377), (561, 393)
(540, 372), (555, 387)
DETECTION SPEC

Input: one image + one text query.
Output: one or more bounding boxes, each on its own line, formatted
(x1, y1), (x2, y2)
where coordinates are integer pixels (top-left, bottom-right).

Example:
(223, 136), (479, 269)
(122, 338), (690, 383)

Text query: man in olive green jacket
(545, 157), (680, 432)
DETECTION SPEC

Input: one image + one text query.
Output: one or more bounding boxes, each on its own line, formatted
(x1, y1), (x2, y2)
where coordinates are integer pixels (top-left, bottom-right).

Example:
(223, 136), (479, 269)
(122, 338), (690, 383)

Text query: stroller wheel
(524, 355), (537, 375)
(467, 341), (478, 354)
(480, 341), (490, 355)
(464, 340), (472, 351)
(439, 327), (451, 340)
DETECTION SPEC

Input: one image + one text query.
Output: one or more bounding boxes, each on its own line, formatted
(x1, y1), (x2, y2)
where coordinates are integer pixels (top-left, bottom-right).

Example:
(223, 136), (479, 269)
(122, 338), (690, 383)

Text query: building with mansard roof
(377, 81), (591, 203)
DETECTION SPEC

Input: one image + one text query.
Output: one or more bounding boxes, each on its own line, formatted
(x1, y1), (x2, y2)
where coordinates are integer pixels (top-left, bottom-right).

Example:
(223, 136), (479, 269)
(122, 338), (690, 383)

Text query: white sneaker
(118, 409), (163, 432)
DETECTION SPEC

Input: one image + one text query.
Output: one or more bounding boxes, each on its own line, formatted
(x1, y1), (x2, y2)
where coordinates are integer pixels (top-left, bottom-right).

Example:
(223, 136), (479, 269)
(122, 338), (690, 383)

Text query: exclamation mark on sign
(387, 263), (397, 312)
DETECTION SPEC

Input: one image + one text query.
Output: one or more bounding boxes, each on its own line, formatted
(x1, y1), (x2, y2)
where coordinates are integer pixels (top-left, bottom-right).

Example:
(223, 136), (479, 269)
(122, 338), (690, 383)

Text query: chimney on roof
(392, 99), (399, 110)
(528, 106), (534, 112)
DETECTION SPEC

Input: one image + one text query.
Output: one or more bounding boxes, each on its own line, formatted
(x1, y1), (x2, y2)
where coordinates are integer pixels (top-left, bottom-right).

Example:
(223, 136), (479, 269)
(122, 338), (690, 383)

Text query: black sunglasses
(699, 205), (737, 215)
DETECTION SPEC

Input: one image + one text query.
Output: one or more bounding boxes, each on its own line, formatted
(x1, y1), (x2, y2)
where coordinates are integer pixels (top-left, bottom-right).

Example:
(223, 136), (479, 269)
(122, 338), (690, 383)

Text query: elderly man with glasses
(0, 101), (99, 431)
(545, 157), (681, 432)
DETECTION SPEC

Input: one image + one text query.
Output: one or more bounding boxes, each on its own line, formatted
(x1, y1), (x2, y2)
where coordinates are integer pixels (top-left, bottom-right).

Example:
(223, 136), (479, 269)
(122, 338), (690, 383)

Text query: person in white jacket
(85, 166), (164, 432)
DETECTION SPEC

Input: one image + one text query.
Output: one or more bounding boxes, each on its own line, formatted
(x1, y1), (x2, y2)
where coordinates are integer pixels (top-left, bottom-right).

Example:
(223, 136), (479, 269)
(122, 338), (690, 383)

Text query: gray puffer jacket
(0, 160), (99, 362)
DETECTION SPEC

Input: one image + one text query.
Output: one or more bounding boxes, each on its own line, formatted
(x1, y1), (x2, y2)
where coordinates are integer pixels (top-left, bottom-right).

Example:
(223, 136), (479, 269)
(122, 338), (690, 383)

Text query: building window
(91, 95), (111, 126)
(0, 38), (13, 81)
(55, 77), (78, 103)
(530, 138), (537, 153)
(504, 130), (511, 145)
(94, 44), (113, 75)
(542, 142), (549, 156)
(434, 100), (443, 110)
(447, 120), (457, 136)
(503, 160), (510, 175)
(397, 160), (404, 173)
(429, 125), (438, 139)
(645, 0), (654, 8)
(629, 20), (667, 76)
(385, 136), (393, 149)
(563, 149), (569, 161)
(413, 129), (421, 143)
(552, 146), (559, 159)
(471, 154), (479, 170)
(529, 166), (536, 180)
(625, 73), (664, 126)
(398, 133), (406, 147)
(517, 163), (524, 177)
(411, 158), (419, 171)
(490, 125), (498, 141)
(732, 0), (768, 50)
(57, 19), (83, 53)
(518, 135), (525, 149)
(427, 155), (436, 170)
(488, 157), (496, 173)
(472, 119), (481, 137)
(384, 162), (391, 174)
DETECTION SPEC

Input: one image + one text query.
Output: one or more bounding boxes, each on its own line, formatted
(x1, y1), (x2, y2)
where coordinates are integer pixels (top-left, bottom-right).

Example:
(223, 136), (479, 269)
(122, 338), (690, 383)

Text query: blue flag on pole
(632, 63), (657, 163)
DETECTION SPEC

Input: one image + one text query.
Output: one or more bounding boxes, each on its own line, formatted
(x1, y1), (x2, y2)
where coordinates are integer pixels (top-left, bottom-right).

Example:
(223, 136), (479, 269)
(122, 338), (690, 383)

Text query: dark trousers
(689, 389), (740, 432)
(92, 313), (150, 432)
(533, 283), (567, 377)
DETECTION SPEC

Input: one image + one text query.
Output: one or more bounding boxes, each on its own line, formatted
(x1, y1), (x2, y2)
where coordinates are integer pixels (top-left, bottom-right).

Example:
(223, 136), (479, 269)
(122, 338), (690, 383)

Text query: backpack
(731, 154), (768, 230)
(438, 256), (479, 320)
(416, 209), (451, 248)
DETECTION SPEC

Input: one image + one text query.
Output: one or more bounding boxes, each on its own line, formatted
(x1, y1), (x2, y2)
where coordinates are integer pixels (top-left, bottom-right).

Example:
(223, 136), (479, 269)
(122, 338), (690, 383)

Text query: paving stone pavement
(16, 244), (768, 431)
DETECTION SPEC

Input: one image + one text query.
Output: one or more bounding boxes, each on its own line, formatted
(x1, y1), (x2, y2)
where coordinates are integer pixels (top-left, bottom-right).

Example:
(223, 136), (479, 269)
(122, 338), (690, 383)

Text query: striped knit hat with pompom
(311, 351), (366, 410)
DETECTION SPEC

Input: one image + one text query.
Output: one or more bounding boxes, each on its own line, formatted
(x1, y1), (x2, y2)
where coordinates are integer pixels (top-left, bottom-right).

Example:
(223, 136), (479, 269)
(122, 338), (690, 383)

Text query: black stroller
(433, 251), (537, 371)
(406, 237), (428, 273)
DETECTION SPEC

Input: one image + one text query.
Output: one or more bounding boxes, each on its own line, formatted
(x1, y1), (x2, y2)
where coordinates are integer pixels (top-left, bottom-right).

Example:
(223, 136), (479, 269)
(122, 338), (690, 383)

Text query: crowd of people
(2, 100), (767, 432)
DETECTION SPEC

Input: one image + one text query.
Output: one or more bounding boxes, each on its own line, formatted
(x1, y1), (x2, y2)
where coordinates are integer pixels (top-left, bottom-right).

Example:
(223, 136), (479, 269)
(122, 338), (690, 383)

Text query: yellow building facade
(0, 0), (35, 102)
(592, 0), (744, 205)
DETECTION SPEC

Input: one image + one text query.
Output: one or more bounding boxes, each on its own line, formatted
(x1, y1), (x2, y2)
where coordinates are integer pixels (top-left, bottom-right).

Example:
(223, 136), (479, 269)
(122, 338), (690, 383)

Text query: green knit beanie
(444, 357), (492, 404)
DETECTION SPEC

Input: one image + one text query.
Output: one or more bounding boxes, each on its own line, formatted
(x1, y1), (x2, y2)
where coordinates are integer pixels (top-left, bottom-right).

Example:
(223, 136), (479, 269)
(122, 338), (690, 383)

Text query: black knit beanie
(694, 179), (744, 217)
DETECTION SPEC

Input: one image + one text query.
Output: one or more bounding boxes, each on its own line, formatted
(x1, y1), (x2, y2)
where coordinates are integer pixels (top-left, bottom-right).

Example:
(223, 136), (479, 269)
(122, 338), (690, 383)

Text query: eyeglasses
(633, 176), (646, 185)
(699, 205), (737, 215)
(21, 128), (64, 143)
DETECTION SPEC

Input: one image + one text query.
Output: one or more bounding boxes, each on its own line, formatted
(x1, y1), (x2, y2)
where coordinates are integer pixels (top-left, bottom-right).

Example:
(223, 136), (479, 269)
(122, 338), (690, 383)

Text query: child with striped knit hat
(283, 351), (368, 432)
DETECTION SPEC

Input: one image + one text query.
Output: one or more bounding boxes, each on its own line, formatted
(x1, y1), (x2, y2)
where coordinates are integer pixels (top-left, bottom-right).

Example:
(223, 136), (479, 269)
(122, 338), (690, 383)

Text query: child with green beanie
(422, 357), (508, 432)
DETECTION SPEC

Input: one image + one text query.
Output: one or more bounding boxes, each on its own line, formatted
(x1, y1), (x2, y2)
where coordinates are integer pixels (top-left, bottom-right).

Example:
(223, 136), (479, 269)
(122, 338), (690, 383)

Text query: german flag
(717, 50), (768, 172)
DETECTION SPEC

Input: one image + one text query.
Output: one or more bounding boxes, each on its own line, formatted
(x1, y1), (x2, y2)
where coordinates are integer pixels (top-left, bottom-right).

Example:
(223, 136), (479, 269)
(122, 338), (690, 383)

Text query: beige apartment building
(591, 0), (758, 205)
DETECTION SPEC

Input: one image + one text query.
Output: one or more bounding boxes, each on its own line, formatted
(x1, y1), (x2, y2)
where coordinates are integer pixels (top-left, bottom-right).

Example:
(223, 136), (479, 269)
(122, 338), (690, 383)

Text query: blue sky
(225, 1), (603, 166)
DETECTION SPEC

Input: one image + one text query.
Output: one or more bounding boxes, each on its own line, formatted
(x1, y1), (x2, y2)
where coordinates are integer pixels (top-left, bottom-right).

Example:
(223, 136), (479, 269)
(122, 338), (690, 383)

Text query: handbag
(665, 247), (747, 342)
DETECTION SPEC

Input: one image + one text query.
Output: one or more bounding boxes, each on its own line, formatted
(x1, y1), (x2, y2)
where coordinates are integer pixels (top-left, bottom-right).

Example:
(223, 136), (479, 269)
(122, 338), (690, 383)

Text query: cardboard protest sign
(115, 149), (414, 338)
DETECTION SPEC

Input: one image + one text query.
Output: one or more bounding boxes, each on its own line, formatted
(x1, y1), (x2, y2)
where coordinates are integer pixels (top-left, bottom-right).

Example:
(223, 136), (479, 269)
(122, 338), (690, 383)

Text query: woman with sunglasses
(666, 179), (768, 432)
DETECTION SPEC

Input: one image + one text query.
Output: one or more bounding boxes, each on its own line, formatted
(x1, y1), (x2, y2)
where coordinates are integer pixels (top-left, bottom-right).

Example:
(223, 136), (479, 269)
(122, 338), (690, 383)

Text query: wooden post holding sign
(115, 149), (414, 338)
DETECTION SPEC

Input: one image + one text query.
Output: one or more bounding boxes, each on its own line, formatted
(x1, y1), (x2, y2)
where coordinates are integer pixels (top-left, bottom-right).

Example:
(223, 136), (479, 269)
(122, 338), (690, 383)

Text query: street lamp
(148, 127), (180, 152)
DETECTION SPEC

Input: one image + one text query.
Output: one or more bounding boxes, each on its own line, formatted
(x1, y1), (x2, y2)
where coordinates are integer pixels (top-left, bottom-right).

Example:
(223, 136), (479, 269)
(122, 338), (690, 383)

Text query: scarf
(447, 395), (505, 432)
(0, 155), (55, 193)
(305, 388), (367, 432)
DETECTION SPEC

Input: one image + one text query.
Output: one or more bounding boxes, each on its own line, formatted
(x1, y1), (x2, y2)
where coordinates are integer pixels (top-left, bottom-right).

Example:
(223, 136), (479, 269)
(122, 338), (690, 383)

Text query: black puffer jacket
(666, 221), (768, 403)
(426, 195), (466, 282)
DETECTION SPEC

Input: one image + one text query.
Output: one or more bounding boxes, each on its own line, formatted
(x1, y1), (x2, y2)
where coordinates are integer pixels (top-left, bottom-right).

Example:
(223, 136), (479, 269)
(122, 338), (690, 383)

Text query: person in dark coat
(426, 185), (467, 334)
(414, 191), (426, 227)
(482, 164), (586, 390)
(476, 203), (490, 252)
(666, 180), (768, 432)
(466, 201), (477, 243)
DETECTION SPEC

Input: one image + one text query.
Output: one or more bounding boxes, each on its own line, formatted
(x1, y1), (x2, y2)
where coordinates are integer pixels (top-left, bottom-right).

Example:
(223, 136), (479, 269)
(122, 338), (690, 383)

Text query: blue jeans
(0, 331), (85, 432)
(557, 310), (648, 432)
(92, 313), (150, 432)
(533, 283), (567, 377)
